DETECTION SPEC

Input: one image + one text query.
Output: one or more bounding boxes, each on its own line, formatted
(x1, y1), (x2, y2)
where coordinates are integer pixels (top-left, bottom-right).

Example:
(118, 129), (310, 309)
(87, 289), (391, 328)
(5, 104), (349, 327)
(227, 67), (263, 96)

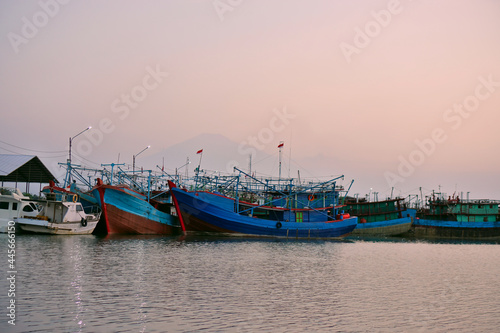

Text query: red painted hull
(105, 204), (178, 235)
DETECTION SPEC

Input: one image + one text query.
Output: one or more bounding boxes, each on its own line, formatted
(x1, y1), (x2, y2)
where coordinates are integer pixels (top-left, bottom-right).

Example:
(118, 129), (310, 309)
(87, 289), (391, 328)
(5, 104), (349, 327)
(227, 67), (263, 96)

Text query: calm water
(1, 234), (499, 333)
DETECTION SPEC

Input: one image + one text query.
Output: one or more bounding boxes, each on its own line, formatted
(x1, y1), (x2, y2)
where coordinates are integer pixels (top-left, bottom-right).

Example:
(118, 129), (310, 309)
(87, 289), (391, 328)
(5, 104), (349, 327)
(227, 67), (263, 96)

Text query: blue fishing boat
(168, 170), (358, 239)
(344, 197), (416, 236)
(412, 192), (500, 240)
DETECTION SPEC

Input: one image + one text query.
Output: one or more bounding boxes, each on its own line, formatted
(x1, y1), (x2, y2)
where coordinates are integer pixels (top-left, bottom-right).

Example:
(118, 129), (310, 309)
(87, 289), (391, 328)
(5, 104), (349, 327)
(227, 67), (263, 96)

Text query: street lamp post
(66, 126), (91, 186)
(175, 160), (191, 177)
(68, 126), (91, 165)
(133, 145), (150, 175)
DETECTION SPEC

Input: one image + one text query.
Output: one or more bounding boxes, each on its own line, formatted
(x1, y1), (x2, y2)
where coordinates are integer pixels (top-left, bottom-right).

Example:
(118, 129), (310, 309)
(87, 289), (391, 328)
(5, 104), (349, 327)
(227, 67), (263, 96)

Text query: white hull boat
(15, 195), (101, 235)
(1, 187), (41, 233)
(15, 218), (98, 234)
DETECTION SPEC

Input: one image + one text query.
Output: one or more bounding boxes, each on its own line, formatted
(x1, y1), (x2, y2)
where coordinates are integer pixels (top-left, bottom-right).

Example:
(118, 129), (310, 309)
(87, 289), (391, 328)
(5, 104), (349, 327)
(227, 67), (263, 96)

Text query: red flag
(196, 149), (203, 154)
(277, 142), (284, 148)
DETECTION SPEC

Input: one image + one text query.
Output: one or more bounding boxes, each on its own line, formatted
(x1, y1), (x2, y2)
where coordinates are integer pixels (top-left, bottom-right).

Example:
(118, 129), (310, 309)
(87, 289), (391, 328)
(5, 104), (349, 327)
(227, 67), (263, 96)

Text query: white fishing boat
(0, 187), (42, 233)
(15, 194), (101, 235)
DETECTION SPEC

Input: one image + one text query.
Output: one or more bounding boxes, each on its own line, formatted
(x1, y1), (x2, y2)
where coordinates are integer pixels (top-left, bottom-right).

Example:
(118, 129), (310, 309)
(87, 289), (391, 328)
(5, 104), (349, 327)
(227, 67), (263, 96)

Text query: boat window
(12, 203), (18, 210)
(23, 205), (34, 212)
(0, 202), (8, 210)
(76, 205), (83, 212)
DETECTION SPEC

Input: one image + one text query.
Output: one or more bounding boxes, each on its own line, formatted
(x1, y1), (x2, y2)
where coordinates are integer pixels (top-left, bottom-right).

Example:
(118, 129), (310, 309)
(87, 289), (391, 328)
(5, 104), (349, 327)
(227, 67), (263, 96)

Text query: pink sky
(1, 0), (499, 200)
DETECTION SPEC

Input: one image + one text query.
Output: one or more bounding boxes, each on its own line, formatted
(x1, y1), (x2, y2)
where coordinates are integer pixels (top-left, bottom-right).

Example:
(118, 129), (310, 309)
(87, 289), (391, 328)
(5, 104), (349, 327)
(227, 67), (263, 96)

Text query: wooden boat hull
(171, 188), (358, 239)
(102, 203), (178, 234)
(351, 217), (413, 236)
(92, 184), (180, 235)
(410, 219), (500, 240)
(344, 200), (415, 237)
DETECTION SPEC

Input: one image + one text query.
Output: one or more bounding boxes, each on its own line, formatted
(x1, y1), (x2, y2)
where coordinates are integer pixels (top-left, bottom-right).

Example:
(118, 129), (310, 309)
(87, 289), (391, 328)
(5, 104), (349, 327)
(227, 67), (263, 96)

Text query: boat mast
(419, 187), (423, 208)
(101, 163), (125, 186)
(248, 153), (252, 175)
(194, 149), (203, 192)
(288, 135), (291, 178)
(343, 179), (354, 204)
(278, 141), (284, 185)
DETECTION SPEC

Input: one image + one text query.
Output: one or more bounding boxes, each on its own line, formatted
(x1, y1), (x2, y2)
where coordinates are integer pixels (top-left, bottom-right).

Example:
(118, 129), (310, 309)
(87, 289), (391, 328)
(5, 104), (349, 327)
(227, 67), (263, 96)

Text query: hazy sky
(1, 0), (499, 200)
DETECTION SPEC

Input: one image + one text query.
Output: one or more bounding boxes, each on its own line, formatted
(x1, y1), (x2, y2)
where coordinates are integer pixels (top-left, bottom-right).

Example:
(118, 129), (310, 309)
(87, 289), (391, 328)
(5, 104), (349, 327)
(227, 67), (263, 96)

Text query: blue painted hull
(171, 188), (357, 238)
(412, 218), (500, 239)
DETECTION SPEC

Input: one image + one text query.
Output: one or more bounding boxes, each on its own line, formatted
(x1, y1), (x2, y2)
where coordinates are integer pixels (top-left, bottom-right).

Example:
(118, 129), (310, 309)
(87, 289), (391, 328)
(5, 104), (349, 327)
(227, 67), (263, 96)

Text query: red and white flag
(196, 149), (203, 154)
(277, 142), (284, 148)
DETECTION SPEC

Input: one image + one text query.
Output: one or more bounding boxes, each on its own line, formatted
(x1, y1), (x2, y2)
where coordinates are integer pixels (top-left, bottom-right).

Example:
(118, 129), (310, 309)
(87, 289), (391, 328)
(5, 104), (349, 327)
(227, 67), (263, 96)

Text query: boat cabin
(0, 187), (41, 231)
(38, 198), (87, 223)
(422, 195), (500, 222)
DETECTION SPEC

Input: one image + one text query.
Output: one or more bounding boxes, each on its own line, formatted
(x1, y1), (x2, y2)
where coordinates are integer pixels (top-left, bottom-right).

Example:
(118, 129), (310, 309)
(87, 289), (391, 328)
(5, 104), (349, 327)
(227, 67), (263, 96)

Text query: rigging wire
(0, 144), (67, 159)
(0, 146), (67, 159)
(248, 149), (344, 183)
(0, 146), (25, 155)
(0, 139), (67, 153)
(71, 153), (101, 167)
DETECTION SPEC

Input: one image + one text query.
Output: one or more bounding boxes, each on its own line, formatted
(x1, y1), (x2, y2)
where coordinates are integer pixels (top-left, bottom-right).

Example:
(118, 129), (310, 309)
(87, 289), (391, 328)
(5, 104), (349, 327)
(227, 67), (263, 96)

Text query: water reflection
(68, 237), (85, 331)
(1, 234), (499, 332)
